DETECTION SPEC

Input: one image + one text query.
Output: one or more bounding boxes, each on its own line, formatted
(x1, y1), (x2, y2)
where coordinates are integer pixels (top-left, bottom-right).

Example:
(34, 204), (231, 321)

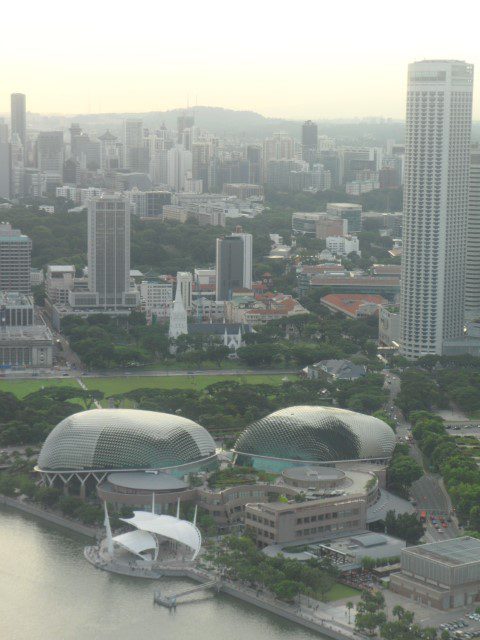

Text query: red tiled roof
(321, 293), (387, 318)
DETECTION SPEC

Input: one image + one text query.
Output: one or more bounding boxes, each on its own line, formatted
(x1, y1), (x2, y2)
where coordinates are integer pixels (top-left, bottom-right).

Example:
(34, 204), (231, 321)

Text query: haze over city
(4, 3), (480, 640)
(2, 0), (480, 119)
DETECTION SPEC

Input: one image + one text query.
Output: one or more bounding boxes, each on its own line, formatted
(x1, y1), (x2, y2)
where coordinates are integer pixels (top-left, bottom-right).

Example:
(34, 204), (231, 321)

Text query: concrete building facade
(0, 222), (32, 294)
(400, 60), (474, 358)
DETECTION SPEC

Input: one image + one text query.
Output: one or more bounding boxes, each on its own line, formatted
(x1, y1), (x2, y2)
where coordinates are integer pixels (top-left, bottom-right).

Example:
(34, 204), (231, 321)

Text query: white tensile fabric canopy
(120, 511), (202, 559)
(112, 530), (158, 559)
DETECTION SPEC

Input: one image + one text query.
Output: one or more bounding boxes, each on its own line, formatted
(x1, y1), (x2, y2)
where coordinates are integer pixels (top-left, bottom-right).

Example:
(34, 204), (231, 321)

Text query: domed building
(233, 406), (395, 472)
(36, 409), (217, 496)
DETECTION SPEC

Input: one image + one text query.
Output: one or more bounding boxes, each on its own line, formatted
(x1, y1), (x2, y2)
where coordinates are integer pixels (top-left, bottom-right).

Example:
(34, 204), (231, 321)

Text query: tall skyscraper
(0, 222), (32, 293)
(465, 152), (480, 320)
(36, 131), (64, 174)
(216, 236), (245, 301)
(302, 120), (318, 163)
(177, 111), (195, 144)
(400, 60), (474, 359)
(123, 119), (148, 172)
(231, 230), (253, 290)
(87, 195), (131, 307)
(10, 93), (26, 150)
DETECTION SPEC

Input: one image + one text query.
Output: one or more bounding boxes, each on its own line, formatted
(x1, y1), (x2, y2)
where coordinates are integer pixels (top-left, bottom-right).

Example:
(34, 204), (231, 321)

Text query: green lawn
(323, 583), (361, 602)
(0, 378), (83, 399)
(81, 373), (290, 398)
(0, 373), (293, 401)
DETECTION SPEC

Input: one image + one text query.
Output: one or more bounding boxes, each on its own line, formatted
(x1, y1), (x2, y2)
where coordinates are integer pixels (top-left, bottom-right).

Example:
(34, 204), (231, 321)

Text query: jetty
(153, 579), (221, 608)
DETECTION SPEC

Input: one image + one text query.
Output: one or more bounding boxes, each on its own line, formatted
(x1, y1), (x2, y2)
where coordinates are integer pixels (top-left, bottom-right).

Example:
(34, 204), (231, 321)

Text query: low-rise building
(326, 235), (360, 257)
(30, 268), (44, 287)
(309, 274), (400, 302)
(390, 537), (480, 610)
(139, 280), (173, 313)
(316, 216), (348, 239)
(224, 292), (307, 326)
(305, 359), (366, 381)
(321, 293), (387, 318)
(292, 212), (325, 235)
(0, 292), (53, 367)
(45, 265), (76, 305)
(245, 495), (367, 547)
(223, 183), (264, 199)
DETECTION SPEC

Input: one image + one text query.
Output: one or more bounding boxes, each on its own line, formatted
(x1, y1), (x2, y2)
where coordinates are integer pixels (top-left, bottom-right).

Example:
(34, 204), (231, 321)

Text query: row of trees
(116, 377), (388, 438)
(411, 411), (480, 531)
(208, 535), (339, 602)
(355, 591), (438, 639)
(386, 442), (423, 498)
(0, 388), (89, 446)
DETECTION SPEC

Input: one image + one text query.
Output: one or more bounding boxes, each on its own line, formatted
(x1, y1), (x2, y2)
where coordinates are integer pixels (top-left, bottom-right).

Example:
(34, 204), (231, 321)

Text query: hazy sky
(2, 0), (480, 119)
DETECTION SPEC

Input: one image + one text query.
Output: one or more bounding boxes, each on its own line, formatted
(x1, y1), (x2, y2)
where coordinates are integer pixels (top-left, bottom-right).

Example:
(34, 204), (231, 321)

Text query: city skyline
(2, 0), (480, 119)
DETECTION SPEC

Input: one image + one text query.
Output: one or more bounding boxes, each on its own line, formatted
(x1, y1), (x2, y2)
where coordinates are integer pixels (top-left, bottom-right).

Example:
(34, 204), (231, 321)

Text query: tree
(355, 590), (387, 636)
(346, 601), (354, 625)
(387, 455), (423, 494)
(385, 510), (424, 545)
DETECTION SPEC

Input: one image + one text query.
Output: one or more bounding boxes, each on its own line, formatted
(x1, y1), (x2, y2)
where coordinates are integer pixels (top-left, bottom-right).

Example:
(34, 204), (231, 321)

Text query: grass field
(323, 583), (361, 602)
(0, 378), (83, 398)
(81, 373), (289, 398)
(0, 373), (293, 400)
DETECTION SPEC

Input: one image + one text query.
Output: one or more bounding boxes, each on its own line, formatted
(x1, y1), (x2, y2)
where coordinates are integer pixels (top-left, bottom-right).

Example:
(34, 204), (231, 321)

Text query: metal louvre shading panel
(233, 406), (395, 464)
(37, 408), (216, 471)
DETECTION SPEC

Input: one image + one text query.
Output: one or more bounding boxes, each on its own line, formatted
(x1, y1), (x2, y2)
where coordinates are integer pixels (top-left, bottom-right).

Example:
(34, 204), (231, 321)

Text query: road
(0, 368), (299, 381)
(383, 371), (461, 541)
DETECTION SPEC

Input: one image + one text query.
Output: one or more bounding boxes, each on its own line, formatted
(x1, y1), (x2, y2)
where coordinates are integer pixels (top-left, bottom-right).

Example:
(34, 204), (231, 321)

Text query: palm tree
(346, 601), (354, 624)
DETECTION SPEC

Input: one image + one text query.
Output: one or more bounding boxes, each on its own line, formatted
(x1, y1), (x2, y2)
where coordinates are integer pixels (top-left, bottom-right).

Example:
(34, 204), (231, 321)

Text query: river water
(0, 506), (322, 640)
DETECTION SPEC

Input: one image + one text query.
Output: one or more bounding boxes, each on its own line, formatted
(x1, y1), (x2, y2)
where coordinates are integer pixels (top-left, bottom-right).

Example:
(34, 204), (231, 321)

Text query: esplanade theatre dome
(37, 409), (217, 476)
(233, 406), (395, 471)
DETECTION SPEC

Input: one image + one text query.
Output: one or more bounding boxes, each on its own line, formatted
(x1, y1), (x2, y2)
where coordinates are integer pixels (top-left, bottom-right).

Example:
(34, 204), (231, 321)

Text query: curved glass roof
(37, 409), (216, 472)
(233, 406), (395, 463)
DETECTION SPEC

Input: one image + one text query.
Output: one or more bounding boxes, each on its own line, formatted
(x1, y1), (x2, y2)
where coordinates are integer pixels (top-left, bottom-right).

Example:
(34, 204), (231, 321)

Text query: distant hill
(20, 105), (480, 144)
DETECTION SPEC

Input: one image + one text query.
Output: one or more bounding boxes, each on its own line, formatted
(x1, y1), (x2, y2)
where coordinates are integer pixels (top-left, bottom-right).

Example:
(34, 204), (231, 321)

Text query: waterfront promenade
(84, 541), (363, 640)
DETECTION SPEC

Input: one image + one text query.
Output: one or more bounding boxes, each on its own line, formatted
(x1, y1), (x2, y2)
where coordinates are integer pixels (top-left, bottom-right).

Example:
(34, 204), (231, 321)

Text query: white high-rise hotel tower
(400, 60), (474, 359)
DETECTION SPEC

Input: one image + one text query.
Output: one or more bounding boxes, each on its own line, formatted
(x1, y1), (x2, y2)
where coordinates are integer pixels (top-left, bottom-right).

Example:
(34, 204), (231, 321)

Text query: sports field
(0, 373), (293, 400)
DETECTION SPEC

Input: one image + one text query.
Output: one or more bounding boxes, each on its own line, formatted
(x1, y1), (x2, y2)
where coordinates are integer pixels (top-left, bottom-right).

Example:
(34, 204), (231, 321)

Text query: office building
(246, 144), (262, 184)
(326, 203), (362, 233)
(390, 537), (480, 610)
(86, 195), (136, 307)
(11, 93), (26, 150)
(302, 120), (318, 163)
(0, 143), (10, 199)
(231, 230), (253, 290)
(400, 60), (474, 358)
(192, 141), (212, 189)
(215, 236), (245, 301)
(177, 112), (195, 143)
(0, 222), (32, 293)
(129, 190), (171, 218)
(465, 152), (480, 320)
(36, 131), (64, 173)
(167, 145), (192, 191)
(123, 119), (148, 172)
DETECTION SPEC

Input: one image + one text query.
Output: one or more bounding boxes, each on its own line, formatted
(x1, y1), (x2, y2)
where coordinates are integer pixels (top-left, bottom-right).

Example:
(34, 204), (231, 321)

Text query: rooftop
(321, 293), (387, 317)
(404, 536), (480, 566)
(107, 471), (188, 492)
